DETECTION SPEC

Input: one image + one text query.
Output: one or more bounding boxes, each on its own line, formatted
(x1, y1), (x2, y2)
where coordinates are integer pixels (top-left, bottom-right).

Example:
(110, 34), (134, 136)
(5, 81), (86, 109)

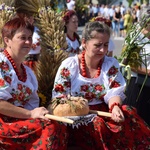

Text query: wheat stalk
(0, 0), (15, 6)
(35, 7), (68, 52)
(14, 0), (57, 15)
(0, 2), (16, 49)
(36, 50), (68, 107)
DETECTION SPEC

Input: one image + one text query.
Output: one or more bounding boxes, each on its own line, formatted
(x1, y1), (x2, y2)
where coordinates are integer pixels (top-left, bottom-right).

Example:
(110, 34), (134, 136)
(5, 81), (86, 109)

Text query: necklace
(81, 51), (102, 78)
(4, 50), (27, 82)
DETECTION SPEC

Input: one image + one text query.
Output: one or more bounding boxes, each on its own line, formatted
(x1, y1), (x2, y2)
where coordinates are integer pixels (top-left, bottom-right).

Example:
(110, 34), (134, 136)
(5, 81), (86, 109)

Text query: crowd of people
(86, 2), (141, 37)
(76, 1), (147, 38)
(0, 0), (150, 149)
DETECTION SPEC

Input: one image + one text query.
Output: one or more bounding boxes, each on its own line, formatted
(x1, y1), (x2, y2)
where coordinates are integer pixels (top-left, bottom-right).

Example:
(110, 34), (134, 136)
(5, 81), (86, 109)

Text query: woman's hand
(131, 67), (150, 76)
(111, 105), (125, 122)
(108, 96), (124, 122)
(30, 107), (50, 120)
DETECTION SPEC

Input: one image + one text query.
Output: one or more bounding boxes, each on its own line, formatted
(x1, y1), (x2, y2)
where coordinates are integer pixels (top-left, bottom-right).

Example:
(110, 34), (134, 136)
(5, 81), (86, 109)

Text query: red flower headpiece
(91, 16), (112, 27)
(62, 10), (77, 24)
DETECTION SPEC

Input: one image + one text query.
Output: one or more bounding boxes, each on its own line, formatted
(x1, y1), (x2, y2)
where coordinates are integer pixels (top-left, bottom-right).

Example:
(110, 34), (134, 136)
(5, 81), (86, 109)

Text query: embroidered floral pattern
(4, 75), (11, 84)
(108, 66), (118, 76)
(31, 38), (40, 50)
(8, 84), (32, 105)
(0, 61), (12, 85)
(0, 116), (67, 149)
(110, 80), (121, 88)
(0, 61), (32, 107)
(2, 62), (9, 71)
(54, 67), (107, 102)
(54, 67), (71, 94)
(79, 84), (106, 102)
(107, 66), (121, 89)
(0, 78), (5, 87)
(60, 68), (70, 79)
(67, 104), (150, 149)
(54, 83), (65, 93)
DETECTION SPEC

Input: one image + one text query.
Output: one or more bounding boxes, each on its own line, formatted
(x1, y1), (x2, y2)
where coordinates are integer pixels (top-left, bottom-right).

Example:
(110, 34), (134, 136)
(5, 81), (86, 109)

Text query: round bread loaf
(49, 95), (89, 116)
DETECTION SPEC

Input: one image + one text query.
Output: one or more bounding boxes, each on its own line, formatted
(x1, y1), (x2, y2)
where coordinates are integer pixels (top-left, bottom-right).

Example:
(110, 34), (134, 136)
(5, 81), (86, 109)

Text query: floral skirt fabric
(67, 104), (150, 150)
(124, 77), (150, 126)
(0, 115), (67, 150)
(0, 104), (150, 150)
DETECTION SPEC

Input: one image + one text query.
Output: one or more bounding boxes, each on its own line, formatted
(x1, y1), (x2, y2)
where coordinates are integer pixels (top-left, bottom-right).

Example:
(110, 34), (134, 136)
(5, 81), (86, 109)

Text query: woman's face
(66, 15), (78, 33)
(83, 31), (109, 60)
(5, 28), (33, 57)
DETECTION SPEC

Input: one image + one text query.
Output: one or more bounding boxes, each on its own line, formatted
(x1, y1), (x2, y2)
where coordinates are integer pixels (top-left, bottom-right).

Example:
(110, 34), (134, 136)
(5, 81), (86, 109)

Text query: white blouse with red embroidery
(0, 53), (39, 110)
(66, 36), (80, 56)
(52, 55), (126, 106)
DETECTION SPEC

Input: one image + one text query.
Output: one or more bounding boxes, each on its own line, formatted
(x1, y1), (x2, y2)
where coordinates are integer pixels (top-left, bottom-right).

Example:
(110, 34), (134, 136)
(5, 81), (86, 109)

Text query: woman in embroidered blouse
(52, 21), (150, 149)
(0, 16), (67, 149)
(63, 10), (81, 56)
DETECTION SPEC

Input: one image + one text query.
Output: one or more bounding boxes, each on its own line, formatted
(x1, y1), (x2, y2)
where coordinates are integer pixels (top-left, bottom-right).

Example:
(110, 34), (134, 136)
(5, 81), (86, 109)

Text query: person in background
(66, 0), (76, 11)
(120, 4), (126, 16)
(124, 6), (150, 126)
(132, 8), (138, 24)
(113, 6), (122, 37)
(109, 5), (116, 36)
(123, 9), (133, 37)
(109, 5), (115, 21)
(103, 5), (109, 19)
(99, 4), (105, 17)
(135, 5), (141, 22)
(52, 21), (150, 149)
(87, 3), (93, 21)
(24, 26), (41, 72)
(92, 4), (99, 17)
(119, 14), (124, 37)
(63, 10), (81, 56)
(0, 16), (67, 149)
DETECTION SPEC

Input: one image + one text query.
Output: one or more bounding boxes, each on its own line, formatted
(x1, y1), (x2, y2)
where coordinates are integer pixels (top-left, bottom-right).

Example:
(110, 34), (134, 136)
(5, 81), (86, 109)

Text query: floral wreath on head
(90, 16), (112, 27)
(62, 10), (77, 24)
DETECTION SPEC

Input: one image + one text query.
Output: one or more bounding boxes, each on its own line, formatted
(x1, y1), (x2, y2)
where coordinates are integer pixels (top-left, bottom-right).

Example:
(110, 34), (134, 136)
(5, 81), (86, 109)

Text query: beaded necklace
(4, 50), (27, 82)
(81, 51), (103, 78)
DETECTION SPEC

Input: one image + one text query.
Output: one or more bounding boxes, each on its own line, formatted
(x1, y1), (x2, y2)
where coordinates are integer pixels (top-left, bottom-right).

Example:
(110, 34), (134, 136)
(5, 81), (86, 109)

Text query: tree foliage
(127, 0), (134, 7)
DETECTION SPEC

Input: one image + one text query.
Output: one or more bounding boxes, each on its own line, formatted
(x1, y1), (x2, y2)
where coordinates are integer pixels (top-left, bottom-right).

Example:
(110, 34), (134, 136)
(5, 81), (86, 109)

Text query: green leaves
(121, 15), (150, 70)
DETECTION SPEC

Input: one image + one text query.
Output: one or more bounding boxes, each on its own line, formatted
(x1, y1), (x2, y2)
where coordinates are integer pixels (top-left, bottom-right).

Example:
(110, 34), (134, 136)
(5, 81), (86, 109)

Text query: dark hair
(63, 10), (77, 24)
(82, 21), (111, 41)
(2, 17), (34, 42)
(63, 10), (80, 44)
(63, 10), (78, 34)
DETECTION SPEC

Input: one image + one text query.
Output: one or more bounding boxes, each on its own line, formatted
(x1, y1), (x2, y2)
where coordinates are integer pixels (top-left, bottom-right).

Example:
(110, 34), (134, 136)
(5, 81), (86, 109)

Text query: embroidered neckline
(3, 50), (27, 82)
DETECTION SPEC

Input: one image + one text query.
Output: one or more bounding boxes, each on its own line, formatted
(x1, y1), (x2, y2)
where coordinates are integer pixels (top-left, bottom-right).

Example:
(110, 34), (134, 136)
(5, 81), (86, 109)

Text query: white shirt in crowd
(66, 0), (75, 10)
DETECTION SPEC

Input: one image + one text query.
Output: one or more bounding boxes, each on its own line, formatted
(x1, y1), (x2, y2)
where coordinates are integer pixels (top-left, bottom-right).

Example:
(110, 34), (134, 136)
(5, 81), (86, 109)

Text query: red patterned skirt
(1, 104), (150, 150)
(0, 115), (67, 150)
(67, 104), (150, 149)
